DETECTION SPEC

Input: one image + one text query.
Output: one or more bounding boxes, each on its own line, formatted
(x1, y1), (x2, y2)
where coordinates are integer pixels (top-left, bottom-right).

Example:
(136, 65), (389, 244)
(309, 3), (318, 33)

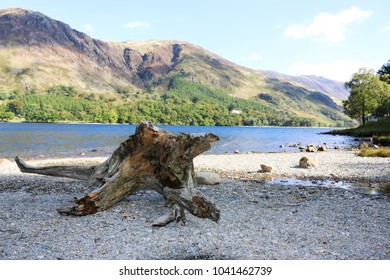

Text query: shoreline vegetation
(324, 117), (390, 147)
(0, 119), (347, 129)
(325, 117), (390, 137)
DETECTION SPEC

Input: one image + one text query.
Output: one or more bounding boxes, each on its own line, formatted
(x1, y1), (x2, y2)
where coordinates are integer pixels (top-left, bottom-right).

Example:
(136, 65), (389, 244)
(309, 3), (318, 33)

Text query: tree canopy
(0, 77), (352, 127)
(377, 60), (390, 84)
(344, 66), (390, 124)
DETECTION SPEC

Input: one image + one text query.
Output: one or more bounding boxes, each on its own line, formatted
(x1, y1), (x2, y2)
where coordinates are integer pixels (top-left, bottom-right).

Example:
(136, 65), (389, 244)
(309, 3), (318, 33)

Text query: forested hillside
(0, 79), (354, 126)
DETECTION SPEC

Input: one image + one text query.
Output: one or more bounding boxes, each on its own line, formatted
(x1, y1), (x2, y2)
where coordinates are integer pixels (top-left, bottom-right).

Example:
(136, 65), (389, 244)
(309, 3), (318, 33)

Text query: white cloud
(83, 24), (94, 32)
(284, 6), (372, 43)
(123, 21), (151, 29)
(287, 59), (382, 81)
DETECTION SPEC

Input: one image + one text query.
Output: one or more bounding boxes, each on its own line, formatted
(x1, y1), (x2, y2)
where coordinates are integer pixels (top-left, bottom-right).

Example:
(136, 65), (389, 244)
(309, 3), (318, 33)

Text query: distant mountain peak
(257, 70), (349, 102)
(0, 8), (91, 46)
(0, 7), (31, 15)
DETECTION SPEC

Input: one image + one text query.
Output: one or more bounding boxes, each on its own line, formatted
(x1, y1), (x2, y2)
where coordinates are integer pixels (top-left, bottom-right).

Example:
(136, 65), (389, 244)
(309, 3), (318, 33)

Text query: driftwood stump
(15, 122), (220, 226)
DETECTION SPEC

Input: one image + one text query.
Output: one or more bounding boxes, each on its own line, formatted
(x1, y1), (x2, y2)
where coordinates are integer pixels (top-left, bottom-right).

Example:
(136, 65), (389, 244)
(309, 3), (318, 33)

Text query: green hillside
(0, 79), (355, 127)
(0, 8), (356, 127)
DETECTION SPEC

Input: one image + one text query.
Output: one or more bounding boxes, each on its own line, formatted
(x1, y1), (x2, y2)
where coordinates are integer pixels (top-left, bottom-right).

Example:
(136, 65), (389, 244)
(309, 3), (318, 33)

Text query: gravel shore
(194, 150), (390, 183)
(0, 150), (389, 260)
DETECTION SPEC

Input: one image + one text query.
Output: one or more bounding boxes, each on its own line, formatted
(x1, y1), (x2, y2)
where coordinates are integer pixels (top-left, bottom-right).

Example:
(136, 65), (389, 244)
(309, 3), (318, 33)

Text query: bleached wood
(15, 122), (220, 226)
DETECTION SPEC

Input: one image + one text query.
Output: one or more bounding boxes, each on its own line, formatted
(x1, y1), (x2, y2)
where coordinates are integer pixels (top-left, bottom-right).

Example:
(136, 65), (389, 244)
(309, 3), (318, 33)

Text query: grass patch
(379, 183), (390, 195)
(357, 147), (390, 157)
(326, 117), (390, 137)
(373, 136), (390, 146)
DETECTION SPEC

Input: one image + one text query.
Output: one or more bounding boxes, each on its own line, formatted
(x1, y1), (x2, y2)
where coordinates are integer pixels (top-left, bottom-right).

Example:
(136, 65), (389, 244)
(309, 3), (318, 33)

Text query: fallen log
(15, 122), (220, 226)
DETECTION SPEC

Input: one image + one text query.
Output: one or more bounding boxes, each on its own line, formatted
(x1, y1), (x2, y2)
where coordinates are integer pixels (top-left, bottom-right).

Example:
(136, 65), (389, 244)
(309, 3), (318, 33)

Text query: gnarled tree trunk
(15, 122), (220, 226)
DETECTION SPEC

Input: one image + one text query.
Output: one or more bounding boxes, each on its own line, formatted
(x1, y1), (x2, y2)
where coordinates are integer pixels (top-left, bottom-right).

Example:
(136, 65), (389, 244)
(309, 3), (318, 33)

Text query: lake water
(0, 122), (355, 159)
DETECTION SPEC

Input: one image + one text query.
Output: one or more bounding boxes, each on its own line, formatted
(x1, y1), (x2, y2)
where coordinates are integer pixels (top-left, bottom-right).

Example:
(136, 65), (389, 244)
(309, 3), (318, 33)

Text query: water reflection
(267, 177), (380, 196)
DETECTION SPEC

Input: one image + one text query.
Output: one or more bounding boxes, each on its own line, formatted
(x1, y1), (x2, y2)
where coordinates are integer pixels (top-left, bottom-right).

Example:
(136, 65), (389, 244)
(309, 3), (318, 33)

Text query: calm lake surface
(0, 123), (355, 158)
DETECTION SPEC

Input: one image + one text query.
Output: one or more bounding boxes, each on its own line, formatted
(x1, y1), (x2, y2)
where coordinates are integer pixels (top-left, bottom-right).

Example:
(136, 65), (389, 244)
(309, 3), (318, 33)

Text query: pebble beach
(0, 150), (389, 260)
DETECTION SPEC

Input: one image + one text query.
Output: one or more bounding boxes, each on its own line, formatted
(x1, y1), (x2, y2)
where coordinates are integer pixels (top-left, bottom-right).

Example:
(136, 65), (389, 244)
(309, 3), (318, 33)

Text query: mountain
(0, 8), (249, 92)
(0, 8), (353, 126)
(257, 70), (349, 103)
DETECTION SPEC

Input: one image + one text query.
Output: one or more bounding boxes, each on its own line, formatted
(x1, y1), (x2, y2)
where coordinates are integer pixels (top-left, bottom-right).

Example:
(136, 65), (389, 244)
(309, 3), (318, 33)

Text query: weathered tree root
(152, 204), (186, 227)
(15, 122), (220, 226)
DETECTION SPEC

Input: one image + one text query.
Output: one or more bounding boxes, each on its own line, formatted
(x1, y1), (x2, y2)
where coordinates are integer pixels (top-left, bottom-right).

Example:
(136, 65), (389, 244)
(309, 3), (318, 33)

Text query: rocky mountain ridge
(0, 8), (190, 90)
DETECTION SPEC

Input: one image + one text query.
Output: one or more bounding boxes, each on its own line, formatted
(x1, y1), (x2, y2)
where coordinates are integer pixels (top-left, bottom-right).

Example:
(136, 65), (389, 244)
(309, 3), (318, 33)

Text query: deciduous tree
(344, 68), (383, 124)
(377, 60), (390, 84)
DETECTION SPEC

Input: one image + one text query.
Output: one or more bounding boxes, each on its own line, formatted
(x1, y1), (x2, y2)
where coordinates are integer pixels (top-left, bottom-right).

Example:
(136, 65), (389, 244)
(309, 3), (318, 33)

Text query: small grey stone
(196, 172), (222, 185)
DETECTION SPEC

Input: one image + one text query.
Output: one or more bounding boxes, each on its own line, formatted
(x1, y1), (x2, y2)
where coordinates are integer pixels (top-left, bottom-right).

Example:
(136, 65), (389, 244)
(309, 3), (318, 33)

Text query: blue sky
(1, 0), (389, 81)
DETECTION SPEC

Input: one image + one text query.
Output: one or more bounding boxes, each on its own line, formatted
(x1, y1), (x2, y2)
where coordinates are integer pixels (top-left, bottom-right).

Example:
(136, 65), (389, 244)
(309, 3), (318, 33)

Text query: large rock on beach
(306, 144), (317, 152)
(318, 145), (328, 152)
(260, 164), (273, 173)
(196, 172), (222, 185)
(299, 157), (318, 168)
